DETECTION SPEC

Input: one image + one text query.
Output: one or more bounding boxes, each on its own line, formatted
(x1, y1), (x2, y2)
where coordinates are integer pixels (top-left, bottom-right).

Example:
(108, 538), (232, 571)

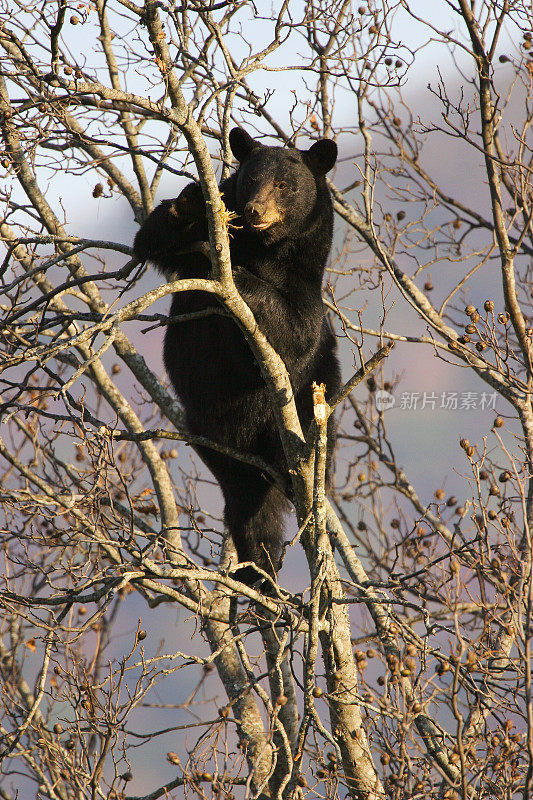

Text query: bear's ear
(305, 139), (338, 174)
(229, 127), (260, 163)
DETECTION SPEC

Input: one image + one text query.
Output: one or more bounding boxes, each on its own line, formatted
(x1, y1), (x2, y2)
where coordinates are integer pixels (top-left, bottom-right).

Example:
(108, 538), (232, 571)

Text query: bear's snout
(244, 195), (282, 230)
(245, 199), (266, 223)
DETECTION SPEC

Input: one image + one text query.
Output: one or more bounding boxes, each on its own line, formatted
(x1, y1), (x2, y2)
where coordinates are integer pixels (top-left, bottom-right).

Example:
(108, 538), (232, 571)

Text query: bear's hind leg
(223, 476), (288, 586)
(193, 443), (288, 587)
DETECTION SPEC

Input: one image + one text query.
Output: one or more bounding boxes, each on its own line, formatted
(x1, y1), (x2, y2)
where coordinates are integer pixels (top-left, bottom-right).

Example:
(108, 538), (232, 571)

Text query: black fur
(134, 128), (341, 584)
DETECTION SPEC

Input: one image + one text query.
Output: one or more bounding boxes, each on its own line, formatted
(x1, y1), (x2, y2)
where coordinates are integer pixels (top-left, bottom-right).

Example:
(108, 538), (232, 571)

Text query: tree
(0, 1), (531, 798)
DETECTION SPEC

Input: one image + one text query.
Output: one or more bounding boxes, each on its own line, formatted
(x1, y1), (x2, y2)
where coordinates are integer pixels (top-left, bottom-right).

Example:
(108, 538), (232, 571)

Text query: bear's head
(228, 127), (337, 244)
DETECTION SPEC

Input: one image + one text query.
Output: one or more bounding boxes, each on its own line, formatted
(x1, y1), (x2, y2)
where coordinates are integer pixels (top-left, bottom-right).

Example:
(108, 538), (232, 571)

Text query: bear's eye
(276, 181), (289, 192)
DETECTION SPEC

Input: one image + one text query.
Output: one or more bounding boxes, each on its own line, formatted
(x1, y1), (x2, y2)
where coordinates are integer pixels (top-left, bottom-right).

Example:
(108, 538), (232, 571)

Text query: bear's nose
(244, 200), (266, 224)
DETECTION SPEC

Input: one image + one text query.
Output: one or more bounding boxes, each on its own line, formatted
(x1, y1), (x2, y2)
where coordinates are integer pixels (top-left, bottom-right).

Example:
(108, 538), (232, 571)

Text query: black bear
(133, 127), (341, 585)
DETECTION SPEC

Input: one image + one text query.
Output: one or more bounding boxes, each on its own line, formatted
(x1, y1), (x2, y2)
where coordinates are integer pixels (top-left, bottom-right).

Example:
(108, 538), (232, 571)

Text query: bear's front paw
(169, 183), (205, 223)
(167, 199), (194, 226)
